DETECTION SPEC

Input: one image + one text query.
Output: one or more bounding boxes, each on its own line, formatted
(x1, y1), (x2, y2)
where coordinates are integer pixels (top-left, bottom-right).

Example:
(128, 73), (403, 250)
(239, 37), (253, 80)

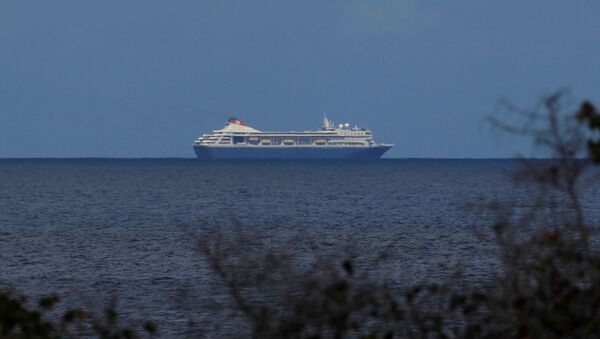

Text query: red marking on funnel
(228, 118), (247, 126)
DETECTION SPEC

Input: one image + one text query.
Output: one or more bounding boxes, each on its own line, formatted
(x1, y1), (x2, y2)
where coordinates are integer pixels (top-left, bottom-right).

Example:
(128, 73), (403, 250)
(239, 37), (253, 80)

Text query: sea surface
(1, 159), (599, 336)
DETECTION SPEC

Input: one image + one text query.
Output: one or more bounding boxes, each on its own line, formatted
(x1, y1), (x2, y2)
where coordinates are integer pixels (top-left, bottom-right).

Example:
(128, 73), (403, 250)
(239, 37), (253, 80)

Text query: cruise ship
(192, 116), (392, 159)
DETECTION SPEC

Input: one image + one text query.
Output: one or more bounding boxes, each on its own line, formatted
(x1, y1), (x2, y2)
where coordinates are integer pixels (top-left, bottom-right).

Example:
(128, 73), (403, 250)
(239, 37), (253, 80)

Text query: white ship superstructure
(192, 116), (392, 159)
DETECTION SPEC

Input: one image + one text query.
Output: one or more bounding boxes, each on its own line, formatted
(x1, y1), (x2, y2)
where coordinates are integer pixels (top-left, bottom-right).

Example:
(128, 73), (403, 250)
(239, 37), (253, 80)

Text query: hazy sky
(1, 1), (599, 158)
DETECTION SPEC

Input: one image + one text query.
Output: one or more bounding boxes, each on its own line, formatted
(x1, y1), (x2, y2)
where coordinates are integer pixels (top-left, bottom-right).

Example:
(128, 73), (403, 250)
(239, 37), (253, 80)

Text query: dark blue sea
(1, 159), (599, 336)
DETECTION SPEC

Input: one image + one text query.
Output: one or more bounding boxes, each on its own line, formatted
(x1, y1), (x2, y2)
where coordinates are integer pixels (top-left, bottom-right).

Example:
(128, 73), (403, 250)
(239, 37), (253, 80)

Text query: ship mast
(322, 113), (332, 130)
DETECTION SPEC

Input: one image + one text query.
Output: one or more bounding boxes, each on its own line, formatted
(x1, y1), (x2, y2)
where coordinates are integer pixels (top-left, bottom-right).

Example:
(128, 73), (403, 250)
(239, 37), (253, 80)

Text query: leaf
(38, 294), (60, 310)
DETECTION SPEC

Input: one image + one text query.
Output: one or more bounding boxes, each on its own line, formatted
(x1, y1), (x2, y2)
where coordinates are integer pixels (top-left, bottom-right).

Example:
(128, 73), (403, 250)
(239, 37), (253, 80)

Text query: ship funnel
(228, 117), (247, 126)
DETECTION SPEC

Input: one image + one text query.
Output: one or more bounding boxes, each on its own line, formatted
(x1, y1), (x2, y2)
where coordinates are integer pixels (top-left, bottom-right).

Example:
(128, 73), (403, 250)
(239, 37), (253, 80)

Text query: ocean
(1, 159), (598, 336)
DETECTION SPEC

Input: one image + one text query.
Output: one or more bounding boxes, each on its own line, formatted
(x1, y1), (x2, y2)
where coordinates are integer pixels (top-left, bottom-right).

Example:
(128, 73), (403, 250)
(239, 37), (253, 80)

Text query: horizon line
(0, 157), (563, 160)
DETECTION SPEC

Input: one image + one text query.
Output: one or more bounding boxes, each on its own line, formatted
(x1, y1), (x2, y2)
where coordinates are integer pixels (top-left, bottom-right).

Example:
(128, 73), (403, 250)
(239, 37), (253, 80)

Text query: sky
(1, 0), (599, 158)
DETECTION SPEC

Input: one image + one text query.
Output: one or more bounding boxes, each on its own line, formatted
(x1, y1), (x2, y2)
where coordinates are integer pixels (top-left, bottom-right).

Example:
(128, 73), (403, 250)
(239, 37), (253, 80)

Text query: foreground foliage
(0, 290), (155, 338)
(2, 92), (600, 338)
(197, 93), (600, 338)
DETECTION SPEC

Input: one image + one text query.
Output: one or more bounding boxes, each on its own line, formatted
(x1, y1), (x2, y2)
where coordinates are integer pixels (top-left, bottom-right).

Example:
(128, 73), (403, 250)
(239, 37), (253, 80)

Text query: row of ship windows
(202, 136), (369, 145)
(204, 136), (367, 140)
(216, 131), (370, 134)
(213, 132), (371, 136)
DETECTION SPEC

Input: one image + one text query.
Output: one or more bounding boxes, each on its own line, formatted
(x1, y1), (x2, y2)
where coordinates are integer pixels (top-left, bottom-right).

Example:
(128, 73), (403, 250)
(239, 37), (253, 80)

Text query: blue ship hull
(193, 145), (391, 160)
